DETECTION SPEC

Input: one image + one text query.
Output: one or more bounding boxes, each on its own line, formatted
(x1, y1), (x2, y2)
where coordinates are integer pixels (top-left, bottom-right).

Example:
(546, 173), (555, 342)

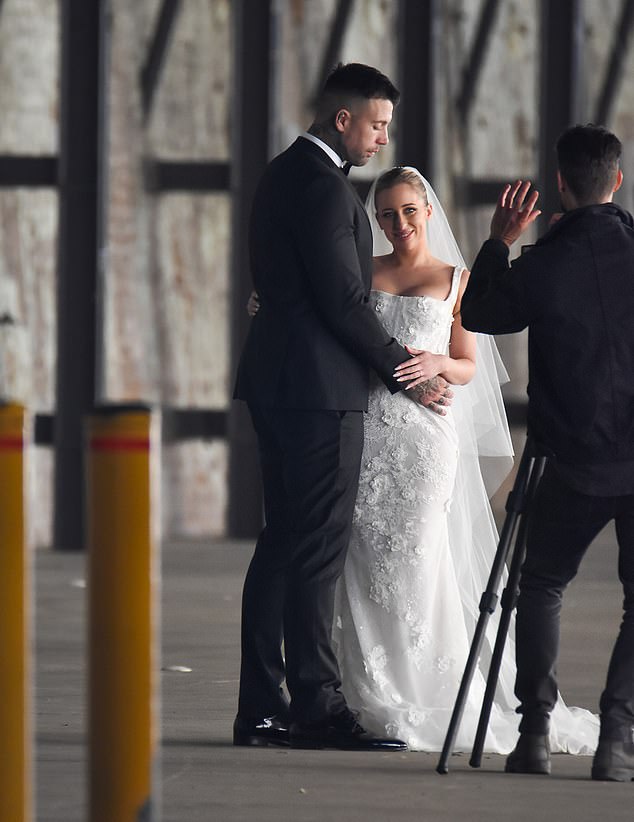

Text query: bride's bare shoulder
(428, 255), (456, 276)
(371, 254), (397, 291)
(372, 253), (394, 269)
(372, 253), (396, 276)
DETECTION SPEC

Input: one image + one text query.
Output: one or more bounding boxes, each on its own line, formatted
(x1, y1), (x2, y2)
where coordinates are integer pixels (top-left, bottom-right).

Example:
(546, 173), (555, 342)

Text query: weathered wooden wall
(0, 0), (632, 544)
(0, 0), (58, 547)
(100, 0), (231, 537)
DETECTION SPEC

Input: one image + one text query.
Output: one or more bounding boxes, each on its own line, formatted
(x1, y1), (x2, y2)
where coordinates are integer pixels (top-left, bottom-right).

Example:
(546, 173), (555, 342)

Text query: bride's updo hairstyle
(374, 167), (428, 207)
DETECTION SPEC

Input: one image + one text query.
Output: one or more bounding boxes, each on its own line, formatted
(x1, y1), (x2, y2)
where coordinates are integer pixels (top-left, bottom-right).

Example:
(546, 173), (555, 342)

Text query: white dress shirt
(300, 131), (345, 169)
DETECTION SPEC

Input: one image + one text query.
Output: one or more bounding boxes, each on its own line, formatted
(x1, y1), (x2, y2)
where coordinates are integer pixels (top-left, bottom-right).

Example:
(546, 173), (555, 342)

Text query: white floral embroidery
(367, 644), (387, 671)
(435, 656), (455, 674)
(342, 281), (463, 724)
(407, 708), (427, 727)
(333, 284), (464, 731)
(381, 409), (396, 426)
(385, 721), (401, 738)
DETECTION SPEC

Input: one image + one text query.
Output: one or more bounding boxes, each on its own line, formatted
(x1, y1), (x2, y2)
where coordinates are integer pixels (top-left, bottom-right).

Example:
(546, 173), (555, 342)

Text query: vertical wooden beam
(140, 0), (182, 121)
(456, 0), (501, 121)
(227, 0), (272, 538)
(397, 0), (438, 181)
(311, 0), (355, 105)
(54, 0), (102, 551)
(594, 0), (634, 125)
(538, 0), (584, 230)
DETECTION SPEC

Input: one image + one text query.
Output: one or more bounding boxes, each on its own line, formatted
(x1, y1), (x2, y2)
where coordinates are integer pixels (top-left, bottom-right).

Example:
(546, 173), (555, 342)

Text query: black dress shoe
(233, 714), (290, 747)
(592, 734), (634, 782)
(289, 709), (407, 751)
(505, 733), (551, 775)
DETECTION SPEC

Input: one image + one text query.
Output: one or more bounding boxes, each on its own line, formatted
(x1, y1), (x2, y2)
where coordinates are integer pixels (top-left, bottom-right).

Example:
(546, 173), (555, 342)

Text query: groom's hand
(246, 290), (260, 317)
(410, 376), (453, 415)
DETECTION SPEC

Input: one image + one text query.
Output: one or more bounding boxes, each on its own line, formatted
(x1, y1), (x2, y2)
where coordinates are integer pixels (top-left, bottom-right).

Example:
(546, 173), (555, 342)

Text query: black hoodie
(462, 203), (634, 492)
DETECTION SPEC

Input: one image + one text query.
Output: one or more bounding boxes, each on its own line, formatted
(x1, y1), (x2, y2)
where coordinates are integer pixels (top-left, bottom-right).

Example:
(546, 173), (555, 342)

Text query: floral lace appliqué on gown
(334, 268), (599, 753)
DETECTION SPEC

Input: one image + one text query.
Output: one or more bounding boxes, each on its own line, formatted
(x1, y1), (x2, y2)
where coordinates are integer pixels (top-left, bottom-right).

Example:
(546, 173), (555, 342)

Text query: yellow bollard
(87, 406), (160, 822)
(0, 403), (31, 822)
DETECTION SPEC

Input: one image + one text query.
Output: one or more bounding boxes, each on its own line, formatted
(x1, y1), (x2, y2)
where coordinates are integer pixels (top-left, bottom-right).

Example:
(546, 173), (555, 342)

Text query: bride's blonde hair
(374, 166), (428, 206)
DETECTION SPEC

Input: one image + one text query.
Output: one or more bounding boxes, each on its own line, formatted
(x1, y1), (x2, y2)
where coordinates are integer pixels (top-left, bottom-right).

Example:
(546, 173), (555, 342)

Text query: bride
(332, 166), (599, 754)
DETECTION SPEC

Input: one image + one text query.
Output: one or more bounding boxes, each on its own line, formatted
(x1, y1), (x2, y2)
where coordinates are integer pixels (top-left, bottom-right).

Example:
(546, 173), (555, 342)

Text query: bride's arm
(442, 268), (477, 383)
(441, 314), (477, 385)
(397, 333), (475, 387)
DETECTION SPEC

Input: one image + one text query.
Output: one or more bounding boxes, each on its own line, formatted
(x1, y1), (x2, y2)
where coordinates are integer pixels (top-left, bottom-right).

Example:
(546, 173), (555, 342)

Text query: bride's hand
(393, 346), (443, 389)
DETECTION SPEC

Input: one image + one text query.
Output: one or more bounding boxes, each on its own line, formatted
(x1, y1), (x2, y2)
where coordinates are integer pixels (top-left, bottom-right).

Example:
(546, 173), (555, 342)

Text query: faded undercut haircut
(556, 124), (622, 205)
(314, 62), (400, 123)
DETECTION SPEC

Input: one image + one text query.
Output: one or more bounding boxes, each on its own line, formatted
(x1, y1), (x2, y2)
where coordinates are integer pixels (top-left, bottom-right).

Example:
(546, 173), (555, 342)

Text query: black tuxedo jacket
(461, 203), (634, 467)
(234, 137), (408, 411)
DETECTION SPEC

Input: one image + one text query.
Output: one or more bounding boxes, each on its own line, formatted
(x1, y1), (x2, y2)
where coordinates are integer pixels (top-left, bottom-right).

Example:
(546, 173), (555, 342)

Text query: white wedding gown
(334, 268), (599, 753)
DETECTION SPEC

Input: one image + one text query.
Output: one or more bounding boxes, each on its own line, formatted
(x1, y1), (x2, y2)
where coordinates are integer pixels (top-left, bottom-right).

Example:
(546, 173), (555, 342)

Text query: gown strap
(449, 265), (463, 310)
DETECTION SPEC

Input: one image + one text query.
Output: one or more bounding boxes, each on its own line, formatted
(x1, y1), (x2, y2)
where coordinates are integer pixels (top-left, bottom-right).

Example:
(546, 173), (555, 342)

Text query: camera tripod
(437, 436), (547, 774)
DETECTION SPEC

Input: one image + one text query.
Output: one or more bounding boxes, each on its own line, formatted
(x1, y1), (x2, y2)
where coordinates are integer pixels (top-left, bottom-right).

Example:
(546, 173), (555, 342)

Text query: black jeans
(515, 463), (634, 739)
(237, 405), (364, 724)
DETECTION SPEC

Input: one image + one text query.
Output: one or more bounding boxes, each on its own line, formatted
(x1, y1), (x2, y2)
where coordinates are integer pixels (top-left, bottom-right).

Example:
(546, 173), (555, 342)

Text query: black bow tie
(342, 162), (352, 176)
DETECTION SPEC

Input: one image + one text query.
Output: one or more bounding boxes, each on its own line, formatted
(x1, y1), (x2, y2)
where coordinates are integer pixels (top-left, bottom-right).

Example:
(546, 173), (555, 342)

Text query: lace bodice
(370, 265), (460, 355)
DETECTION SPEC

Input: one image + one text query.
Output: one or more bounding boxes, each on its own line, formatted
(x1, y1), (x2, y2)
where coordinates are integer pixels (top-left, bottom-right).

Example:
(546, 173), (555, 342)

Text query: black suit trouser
(238, 404), (364, 723)
(515, 463), (634, 739)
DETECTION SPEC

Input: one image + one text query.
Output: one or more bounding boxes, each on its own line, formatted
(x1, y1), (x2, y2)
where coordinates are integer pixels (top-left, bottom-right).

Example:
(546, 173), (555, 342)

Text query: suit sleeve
(293, 174), (408, 392)
(460, 238), (531, 335)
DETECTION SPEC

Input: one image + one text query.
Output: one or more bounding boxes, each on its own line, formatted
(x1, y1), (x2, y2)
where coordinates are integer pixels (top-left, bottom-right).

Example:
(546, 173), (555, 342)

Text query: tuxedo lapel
(290, 137), (371, 236)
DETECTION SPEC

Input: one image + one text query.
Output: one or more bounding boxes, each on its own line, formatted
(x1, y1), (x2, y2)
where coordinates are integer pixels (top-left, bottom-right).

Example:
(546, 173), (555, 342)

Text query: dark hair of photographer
(556, 124), (622, 207)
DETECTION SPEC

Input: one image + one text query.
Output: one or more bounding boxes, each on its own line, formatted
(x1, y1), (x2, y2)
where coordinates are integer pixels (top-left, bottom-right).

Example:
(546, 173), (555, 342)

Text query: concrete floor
(34, 513), (633, 821)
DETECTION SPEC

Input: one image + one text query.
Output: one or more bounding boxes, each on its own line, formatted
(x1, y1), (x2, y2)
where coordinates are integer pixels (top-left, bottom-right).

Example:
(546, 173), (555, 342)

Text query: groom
(233, 63), (452, 750)
(461, 124), (634, 780)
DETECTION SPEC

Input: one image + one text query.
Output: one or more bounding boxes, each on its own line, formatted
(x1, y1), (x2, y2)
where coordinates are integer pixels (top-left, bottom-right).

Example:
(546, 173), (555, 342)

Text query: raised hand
(490, 180), (541, 247)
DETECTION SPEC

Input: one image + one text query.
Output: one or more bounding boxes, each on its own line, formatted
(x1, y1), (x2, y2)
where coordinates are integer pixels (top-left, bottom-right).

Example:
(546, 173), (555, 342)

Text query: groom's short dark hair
(556, 124), (622, 205)
(315, 63), (400, 119)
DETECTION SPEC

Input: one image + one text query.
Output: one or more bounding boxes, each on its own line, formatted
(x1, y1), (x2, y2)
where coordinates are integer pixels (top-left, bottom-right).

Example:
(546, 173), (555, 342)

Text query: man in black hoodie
(461, 124), (634, 781)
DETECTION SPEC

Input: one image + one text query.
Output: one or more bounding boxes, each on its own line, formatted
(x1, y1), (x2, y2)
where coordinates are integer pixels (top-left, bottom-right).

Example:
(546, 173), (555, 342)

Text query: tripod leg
(469, 454), (547, 767)
(436, 440), (536, 775)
